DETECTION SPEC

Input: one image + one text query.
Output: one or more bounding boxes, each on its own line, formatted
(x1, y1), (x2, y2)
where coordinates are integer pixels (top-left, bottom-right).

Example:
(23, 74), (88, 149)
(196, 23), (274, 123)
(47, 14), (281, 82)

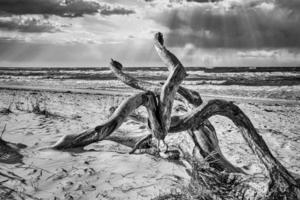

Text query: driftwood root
(51, 32), (300, 199)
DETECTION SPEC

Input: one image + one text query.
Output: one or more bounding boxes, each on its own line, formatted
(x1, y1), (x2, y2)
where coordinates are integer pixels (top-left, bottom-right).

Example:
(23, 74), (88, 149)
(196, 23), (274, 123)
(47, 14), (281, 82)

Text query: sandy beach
(0, 75), (299, 199)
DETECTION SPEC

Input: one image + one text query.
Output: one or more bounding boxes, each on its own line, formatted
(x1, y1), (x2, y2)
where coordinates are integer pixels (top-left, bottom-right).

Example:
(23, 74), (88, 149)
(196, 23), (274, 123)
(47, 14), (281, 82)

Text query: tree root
(50, 32), (299, 199)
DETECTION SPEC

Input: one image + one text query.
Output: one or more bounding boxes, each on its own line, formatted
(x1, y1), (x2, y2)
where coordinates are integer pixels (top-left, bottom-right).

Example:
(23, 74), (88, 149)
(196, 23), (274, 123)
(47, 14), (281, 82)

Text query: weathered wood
(153, 32), (187, 143)
(188, 125), (244, 173)
(51, 91), (158, 149)
(105, 133), (153, 150)
(129, 134), (152, 154)
(109, 59), (202, 106)
(50, 32), (300, 198)
(110, 42), (237, 171)
(154, 32), (184, 72)
(168, 99), (300, 198)
(168, 99), (295, 182)
(153, 32), (235, 172)
(128, 112), (147, 124)
(158, 65), (187, 140)
(110, 59), (160, 93)
(110, 33), (231, 171)
(125, 108), (243, 172)
(144, 89), (165, 145)
(177, 86), (202, 106)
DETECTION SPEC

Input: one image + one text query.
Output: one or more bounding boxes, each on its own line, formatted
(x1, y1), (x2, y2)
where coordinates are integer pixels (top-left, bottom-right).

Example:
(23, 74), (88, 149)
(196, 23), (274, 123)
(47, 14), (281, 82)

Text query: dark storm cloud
(0, 0), (135, 33)
(0, 17), (58, 32)
(0, 0), (100, 17)
(0, 0), (135, 17)
(100, 6), (135, 16)
(149, 2), (300, 49)
(186, 0), (221, 3)
(276, 0), (300, 11)
(144, 0), (221, 3)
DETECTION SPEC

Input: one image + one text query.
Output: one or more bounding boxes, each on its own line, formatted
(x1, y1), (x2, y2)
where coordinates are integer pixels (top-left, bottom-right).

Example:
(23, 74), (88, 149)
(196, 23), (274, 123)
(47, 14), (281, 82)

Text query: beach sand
(0, 86), (299, 199)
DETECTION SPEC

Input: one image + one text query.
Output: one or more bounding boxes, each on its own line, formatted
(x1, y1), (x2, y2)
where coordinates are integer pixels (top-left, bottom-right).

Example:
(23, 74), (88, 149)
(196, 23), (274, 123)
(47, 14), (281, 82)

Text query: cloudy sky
(0, 0), (299, 67)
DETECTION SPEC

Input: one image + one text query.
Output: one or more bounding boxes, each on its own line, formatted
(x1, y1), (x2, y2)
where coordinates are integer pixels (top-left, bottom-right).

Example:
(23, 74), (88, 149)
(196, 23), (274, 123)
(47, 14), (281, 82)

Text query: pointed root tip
(110, 59), (123, 69)
(154, 32), (164, 46)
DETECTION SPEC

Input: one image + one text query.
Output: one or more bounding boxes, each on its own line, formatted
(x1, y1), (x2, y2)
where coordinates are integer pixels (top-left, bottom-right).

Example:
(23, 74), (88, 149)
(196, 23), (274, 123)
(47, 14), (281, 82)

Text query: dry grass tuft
(0, 102), (13, 115)
(152, 151), (261, 200)
(14, 93), (63, 118)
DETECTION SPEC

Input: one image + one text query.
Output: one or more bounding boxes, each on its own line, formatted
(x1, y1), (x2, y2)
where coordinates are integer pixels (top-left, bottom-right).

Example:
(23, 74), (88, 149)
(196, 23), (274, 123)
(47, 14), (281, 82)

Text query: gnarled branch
(109, 59), (160, 94)
(158, 64), (187, 139)
(51, 91), (159, 149)
(153, 32), (235, 172)
(168, 99), (299, 198)
(50, 32), (300, 199)
(109, 59), (202, 106)
(154, 32), (184, 72)
(110, 40), (235, 171)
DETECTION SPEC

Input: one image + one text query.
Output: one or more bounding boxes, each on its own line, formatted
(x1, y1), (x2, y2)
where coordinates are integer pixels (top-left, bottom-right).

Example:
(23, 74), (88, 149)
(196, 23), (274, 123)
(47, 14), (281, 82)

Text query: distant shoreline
(1, 66), (300, 73)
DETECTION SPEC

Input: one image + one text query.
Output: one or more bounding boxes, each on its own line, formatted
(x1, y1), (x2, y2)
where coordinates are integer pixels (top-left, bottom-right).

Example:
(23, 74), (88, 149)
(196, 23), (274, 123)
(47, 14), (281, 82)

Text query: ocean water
(0, 67), (299, 100)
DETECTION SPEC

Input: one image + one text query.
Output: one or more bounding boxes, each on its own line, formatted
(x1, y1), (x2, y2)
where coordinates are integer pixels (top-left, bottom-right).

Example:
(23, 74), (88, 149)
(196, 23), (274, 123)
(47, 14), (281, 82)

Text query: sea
(0, 66), (299, 101)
